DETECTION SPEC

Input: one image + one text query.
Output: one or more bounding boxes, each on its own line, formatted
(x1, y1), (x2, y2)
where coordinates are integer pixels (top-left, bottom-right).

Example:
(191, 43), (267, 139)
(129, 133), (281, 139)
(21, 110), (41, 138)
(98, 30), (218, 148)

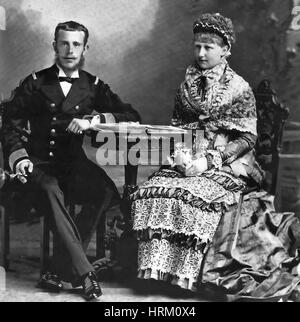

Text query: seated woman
(130, 13), (300, 301)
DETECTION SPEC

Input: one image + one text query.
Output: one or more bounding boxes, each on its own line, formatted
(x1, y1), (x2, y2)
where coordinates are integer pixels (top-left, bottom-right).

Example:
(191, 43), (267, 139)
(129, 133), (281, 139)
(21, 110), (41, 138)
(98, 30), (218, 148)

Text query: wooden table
(82, 124), (190, 257)
(83, 124), (190, 189)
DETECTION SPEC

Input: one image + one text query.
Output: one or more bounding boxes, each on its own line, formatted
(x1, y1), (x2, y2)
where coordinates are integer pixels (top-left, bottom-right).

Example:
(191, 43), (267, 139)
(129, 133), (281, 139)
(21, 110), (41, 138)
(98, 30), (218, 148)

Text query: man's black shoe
(82, 271), (103, 301)
(36, 272), (63, 293)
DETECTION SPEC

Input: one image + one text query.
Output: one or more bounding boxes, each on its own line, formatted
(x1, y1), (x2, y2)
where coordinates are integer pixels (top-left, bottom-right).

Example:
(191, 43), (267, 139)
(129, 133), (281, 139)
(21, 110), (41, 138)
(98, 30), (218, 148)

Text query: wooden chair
(254, 80), (289, 196)
(238, 80), (289, 212)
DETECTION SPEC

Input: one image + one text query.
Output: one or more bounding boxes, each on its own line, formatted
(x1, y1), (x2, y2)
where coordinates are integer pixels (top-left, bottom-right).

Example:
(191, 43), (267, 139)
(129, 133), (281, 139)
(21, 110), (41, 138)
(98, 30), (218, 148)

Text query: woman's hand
(174, 150), (192, 174)
(184, 157), (208, 176)
(174, 150), (191, 166)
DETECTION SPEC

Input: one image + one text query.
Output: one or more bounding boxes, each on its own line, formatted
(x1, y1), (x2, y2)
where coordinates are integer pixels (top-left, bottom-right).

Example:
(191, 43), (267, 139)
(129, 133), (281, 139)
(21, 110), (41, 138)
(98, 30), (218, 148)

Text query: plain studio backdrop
(0, 0), (299, 125)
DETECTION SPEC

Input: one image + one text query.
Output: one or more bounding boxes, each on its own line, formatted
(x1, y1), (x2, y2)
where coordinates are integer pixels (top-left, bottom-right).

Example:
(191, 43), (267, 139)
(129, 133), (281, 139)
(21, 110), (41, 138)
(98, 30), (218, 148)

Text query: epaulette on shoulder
(31, 71), (37, 80)
(94, 76), (99, 85)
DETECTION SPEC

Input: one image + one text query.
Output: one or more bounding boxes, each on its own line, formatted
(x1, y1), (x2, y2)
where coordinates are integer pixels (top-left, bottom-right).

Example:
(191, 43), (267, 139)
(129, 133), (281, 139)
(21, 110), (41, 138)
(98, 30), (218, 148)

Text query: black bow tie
(58, 76), (76, 83)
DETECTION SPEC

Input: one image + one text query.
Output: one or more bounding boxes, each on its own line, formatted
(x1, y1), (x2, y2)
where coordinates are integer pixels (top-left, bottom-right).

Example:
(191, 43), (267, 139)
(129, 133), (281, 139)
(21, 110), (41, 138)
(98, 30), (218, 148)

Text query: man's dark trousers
(23, 156), (119, 283)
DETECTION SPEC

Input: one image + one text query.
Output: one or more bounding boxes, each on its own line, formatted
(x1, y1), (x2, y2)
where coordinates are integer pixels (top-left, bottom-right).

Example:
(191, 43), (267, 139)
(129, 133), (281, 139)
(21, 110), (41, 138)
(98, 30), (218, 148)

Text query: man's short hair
(54, 21), (89, 45)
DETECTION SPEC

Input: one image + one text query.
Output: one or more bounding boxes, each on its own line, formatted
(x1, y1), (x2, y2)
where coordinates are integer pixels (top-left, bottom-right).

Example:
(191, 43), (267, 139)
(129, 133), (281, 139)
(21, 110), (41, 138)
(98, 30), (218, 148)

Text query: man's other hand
(67, 118), (91, 134)
(15, 159), (33, 183)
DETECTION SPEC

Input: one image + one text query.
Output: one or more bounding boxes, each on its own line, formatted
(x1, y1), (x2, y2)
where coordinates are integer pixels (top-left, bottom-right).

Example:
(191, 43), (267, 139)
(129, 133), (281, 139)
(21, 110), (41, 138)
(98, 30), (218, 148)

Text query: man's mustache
(54, 54), (85, 70)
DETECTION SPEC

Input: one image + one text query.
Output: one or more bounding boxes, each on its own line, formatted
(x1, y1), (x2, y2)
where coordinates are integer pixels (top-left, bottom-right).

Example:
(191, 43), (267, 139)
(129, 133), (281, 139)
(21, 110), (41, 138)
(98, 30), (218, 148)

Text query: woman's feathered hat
(193, 13), (236, 49)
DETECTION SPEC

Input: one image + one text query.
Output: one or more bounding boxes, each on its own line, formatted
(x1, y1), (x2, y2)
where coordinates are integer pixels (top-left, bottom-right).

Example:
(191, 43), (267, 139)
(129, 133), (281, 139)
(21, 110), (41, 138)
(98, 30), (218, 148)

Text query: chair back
(254, 80), (289, 195)
(0, 100), (31, 171)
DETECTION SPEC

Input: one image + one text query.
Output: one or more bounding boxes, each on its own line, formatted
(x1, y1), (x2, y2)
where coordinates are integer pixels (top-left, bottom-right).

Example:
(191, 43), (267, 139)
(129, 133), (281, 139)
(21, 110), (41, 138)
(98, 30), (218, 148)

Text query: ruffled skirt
(131, 168), (244, 291)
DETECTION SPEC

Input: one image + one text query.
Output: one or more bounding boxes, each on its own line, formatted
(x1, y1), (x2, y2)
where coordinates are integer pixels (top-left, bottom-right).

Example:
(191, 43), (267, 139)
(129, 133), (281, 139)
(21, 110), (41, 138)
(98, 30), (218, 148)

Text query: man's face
(193, 39), (227, 70)
(54, 30), (87, 73)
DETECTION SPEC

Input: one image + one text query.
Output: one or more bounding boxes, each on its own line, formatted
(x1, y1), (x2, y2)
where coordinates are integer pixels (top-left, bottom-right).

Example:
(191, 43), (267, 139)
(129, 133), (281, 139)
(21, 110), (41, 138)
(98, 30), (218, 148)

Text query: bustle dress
(131, 61), (300, 301)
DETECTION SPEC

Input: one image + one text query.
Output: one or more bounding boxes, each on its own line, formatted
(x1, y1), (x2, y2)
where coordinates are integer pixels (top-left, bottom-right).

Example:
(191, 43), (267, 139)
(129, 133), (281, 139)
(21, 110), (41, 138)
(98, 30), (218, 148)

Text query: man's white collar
(56, 64), (79, 78)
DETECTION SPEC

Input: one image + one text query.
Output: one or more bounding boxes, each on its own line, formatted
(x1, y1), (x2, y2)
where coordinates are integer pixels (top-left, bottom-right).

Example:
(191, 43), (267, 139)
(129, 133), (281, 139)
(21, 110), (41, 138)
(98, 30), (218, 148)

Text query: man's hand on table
(67, 118), (91, 134)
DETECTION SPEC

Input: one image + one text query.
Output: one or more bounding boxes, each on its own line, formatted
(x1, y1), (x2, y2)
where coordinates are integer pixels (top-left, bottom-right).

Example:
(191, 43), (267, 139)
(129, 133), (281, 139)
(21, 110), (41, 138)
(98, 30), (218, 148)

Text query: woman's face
(193, 33), (228, 70)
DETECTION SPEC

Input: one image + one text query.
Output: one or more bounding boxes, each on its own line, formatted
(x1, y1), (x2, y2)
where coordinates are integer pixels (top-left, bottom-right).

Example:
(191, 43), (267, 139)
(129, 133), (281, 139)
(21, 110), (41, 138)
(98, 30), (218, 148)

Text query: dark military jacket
(2, 65), (141, 171)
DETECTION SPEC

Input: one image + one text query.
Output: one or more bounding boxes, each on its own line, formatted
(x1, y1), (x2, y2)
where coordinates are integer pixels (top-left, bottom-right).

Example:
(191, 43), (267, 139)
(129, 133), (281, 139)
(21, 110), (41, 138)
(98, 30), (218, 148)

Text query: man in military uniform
(2, 21), (140, 300)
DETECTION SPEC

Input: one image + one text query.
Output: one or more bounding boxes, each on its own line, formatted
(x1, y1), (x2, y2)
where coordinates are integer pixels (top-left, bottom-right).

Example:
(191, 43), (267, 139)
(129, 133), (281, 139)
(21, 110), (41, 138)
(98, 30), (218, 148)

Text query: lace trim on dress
(134, 171), (242, 205)
(136, 228), (209, 252)
(138, 239), (204, 290)
(131, 186), (222, 211)
(132, 198), (222, 241)
(137, 269), (198, 291)
(146, 169), (245, 190)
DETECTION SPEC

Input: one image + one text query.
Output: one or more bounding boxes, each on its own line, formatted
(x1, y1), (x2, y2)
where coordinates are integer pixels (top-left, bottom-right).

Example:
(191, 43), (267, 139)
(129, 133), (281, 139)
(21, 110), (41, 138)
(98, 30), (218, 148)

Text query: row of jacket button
(48, 101), (79, 158)
(50, 102), (80, 110)
(50, 110), (56, 157)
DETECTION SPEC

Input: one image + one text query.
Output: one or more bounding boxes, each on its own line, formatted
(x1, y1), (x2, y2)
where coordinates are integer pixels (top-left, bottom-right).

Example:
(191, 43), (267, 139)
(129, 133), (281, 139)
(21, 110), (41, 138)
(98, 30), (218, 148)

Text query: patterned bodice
(172, 61), (257, 138)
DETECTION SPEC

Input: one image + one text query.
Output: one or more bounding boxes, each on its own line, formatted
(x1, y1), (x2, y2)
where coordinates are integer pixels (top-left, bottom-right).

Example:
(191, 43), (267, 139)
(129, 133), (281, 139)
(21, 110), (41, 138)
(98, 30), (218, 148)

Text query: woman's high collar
(187, 60), (228, 87)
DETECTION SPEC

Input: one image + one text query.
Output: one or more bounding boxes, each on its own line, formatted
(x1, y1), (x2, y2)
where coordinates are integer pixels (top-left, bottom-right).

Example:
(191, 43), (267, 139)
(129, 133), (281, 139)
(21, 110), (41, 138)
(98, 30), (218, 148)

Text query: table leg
(121, 165), (138, 231)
